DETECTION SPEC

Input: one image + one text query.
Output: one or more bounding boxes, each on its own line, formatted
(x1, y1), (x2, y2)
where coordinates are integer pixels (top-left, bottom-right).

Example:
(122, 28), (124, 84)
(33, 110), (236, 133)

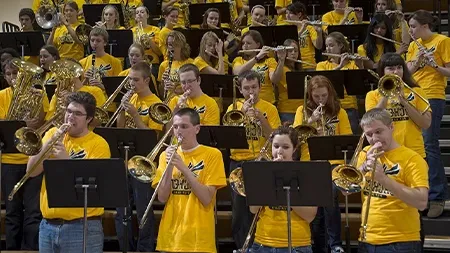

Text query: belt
(45, 215), (101, 225)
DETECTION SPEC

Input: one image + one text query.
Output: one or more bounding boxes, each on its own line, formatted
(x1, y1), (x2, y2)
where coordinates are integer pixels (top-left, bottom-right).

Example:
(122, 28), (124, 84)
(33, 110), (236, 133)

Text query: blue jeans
(358, 241), (421, 253)
(1, 163), (42, 250)
(311, 182), (342, 252)
(250, 243), (313, 253)
(422, 99), (448, 201)
(114, 175), (156, 252)
(231, 159), (255, 249)
(345, 108), (360, 134)
(39, 218), (103, 253)
(279, 113), (296, 126)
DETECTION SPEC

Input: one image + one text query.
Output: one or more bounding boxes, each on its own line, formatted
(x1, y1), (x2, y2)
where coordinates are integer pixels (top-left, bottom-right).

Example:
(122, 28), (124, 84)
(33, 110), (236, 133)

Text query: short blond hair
(360, 108), (392, 128)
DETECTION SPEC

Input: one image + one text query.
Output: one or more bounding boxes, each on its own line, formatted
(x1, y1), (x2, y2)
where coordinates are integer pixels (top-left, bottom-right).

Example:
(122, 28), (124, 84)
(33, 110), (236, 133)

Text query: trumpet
(322, 52), (370, 61)
(105, 83), (136, 128)
(286, 57), (317, 67)
(139, 133), (183, 228)
(136, 21), (154, 49)
(9, 123), (72, 201)
(239, 46), (295, 54)
(370, 32), (402, 45)
(293, 75), (317, 144)
(223, 77), (246, 126)
(95, 76), (132, 125)
(285, 20), (327, 26)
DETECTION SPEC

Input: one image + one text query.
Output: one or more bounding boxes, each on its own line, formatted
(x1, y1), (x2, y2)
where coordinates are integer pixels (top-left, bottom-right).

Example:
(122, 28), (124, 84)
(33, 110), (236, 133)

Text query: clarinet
(91, 50), (97, 81)
(164, 50), (174, 99)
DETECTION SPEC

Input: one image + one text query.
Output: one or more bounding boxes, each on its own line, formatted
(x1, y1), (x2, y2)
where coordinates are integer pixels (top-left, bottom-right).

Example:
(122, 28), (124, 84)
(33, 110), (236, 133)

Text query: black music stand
(286, 71), (345, 99)
(250, 25), (298, 47)
(0, 120), (27, 188)
(197, 125), (248, 149)
(249, 0), (277, 17)
(83, 4), (125, 27)
(173, 28), (225, 57)
(45, 84), (57, 102)
(102, 76), (127, 103)
(327, 24), (369, 53)
(144, 0), (163, 17)
(298, 0), (332, 20)
(349, 0), (375, 21)
(343, 69), (377, 96)
(188, 3), (231, 25)
(93, 127), (158, 253)
(0, 31), (45, 59)
(44, 158), (127, 253)
(106, 30), (134, 57)
(308, 135), (368, 253)
(243, 161), (333, 252)
(200, 74), (244, 99)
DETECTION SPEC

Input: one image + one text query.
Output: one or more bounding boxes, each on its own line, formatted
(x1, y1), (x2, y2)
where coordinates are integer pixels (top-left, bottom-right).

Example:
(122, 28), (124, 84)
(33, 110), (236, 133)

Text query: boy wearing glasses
(168, 64), (220, 125)
(27, 91), (111, 252)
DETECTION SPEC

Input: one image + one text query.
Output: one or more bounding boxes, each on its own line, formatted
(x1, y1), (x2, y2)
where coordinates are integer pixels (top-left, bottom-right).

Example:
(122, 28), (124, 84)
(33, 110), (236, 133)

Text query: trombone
(95, 76), (131, 125)
(105, 83), (136, 128)
(223, 77), (246, 126)
(293, 75), (317, 144)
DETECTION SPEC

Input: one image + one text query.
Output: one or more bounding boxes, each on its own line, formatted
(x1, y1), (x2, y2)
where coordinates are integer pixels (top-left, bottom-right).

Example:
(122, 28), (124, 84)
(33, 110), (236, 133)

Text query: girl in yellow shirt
(47, 2), (84, 60)
(321, 0), (363, 32)
(39, 45), (59, 90)
(357, 14), (404, 69)
(249, 126), (316, 252)
(240, 5), (267, 35)
(160, 7), (179, 60)
(317, 31), (362, 134)
(194, 32), (226, 74)
(96, 4), (126, 30)
(232, 30), (282, 104)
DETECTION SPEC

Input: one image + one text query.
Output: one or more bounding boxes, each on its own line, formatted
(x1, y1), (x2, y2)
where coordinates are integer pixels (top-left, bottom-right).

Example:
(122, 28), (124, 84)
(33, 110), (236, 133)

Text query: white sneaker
(331, 246), (345, 253)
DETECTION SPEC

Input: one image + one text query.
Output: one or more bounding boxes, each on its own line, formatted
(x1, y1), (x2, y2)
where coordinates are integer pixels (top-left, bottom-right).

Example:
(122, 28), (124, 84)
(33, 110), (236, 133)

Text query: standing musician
(152, 108), (227, 253)
(114, 62), (161, 252)
(159, 7), (179, 60)
(233, 30), (283, 104)
(321, 0), (363, 32)
(283, 2), (323, 69)
(293, 75), (352, 253)
(96, 4), (126, 30)
(27, 91), (111, 252)
(19, 8), (39, 65)
(353, 108), (428, 252)
(357, 14), (407, 69)
(227, 70), (281, 249)
(0, 59), (49, 251)
(406, 10), (450, 218)
(47, 1), (85, 61)
(168, 64), (220, 125)
(317, 32), (362, 134)
(194, 32), (227, 74)
(39, 45), (60, 85)
(249, 126), (317, 253)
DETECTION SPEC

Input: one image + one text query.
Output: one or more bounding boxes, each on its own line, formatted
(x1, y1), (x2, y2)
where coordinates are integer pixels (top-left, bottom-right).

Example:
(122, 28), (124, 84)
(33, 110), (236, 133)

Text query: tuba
(95, 76), (132, 125)
(293, 75), (318, 144)
(36, 0), (60, 29)
(149, 51), (174, 124)
(9, 123), (72, 200)
(222, 77), (246, 126)
(6, 58), (45, 121)
(13, 59), (83, 156)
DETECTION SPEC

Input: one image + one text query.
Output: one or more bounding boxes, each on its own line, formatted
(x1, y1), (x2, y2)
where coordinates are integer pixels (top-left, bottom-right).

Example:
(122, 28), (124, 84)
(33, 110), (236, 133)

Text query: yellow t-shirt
(168, 93), (220, 125)
(316, 60), (358, 109)
(128, 93), (163, 130)
(358, 43), (400, 63)
(157, 58), (195, 84)
(52, 22), (85, 60)
(32, 0), (85, 12)
(277, 66), (303, 113)
(293, 106), (352, 163)
(0, 87), (50, 164)
(159, 26), (173, 60)
(356, 145), (428, 245)
(79, 53), (123, 77)
(45, 85), (106, 121)
(206, 0), (243, 29)
(365, 87), (429, 158)
(275, 0), (292, 24)
(255, 206), (311, 247)
(229, 99), (281, 161)
(232, 57), (277, 104)
(406, 33), (450, 100)
(298, 25), (318, 68)
(152, 145), (227, 253)
(321, 10), (359, 31)
(162, 0), (198, 27)
(193, 55), (229, 74)
(24, 56), (39, 66)
(40, 128), (111, 220)
(131, 25), (162, 64)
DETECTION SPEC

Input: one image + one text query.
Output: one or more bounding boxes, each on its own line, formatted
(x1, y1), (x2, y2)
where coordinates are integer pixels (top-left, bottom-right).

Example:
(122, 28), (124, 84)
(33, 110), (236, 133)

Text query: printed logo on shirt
(254, 65), (269, 83)
(69, 149), (87, 159)
(269, 206), (288, 211)
(193, 105), (206, 114)
(45, 76), (56, 86)
(245, 112), (267, 140)
(406, 92), (415, 102)
(324, 116), (339, 136)
(363, 163), (400, 198)
(171, 160), (205, 195)
(299, 30), (310, 48)
(169, 69), (180, 83)
(138, 107), (149, 116)
(97, 64), (112, 78)
(386, 104), (409, 122)
(59, 32), (75, 44)
(345, 17), (356, 25)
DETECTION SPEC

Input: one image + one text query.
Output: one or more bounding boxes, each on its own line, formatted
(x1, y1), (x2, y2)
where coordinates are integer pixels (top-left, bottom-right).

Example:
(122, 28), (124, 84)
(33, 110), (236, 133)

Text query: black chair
(2, 21), (20, 32)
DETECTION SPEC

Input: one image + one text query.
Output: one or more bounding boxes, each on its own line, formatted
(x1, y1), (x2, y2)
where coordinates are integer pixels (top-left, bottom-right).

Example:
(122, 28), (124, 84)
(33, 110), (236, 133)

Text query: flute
(370, 33), (402, 45)
(285, 20), (328, 26)
(252, 20), (267, 26)
(322, 52), (370, 61)
(205, 50), (233, 67)
(239, 46), (295, 54)
(336, 7), (363, 12)
(286, 57), (317, 67)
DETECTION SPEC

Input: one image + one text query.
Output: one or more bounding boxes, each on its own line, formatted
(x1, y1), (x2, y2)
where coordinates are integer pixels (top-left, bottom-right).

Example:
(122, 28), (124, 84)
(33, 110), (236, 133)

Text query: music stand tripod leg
(122, 145), (131, 253)
(83, 184), (88, 253)
(283, 186), (292, 252)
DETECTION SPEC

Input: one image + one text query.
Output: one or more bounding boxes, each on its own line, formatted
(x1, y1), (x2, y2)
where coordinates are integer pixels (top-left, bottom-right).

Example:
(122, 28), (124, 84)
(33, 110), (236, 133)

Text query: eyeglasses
(180, 78), (198, 85)
(66, 108), (87, 117)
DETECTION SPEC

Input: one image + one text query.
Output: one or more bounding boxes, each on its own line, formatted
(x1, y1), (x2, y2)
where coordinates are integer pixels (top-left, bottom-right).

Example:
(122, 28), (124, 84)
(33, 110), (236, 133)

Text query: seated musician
(159, 6), (179, 60)
(201, 8), (239, 57)
(39, 45), (60, 85)
(357, 14), (406, 69)
(249, 126), (317, 253)
(241, 5), (267, 35)
(96, 4), (126, 30)
(227, 70), (281, 249)
(193, 31), (227, 74)
(284, 2), (323, 69)
(168, 64), (220, 125)
(80, 27), (123, 90)
(47, 1), (85, 60)
(28, 91), (111, 252)
(317, 31), (362, 134)
(206, 0), (245, 30)
(152, 108), (227, 253)
(0, 59), (49, 251)
(321, 0), (363, 32)
(353, 108), (428, 253)
(375, 0), (409, 44)
(293, 75), (352, 253)
(233, 30), (283, 104)
(162, 0), (189, 28)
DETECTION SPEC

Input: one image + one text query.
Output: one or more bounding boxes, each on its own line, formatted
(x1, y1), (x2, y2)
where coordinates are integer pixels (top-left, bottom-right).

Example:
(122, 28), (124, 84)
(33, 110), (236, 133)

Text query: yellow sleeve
(365, 90), (378, 111)
(193, 57), (210, 72)
(91, 87), (107, 106)
(236, 0), (243, 9)
(404, 153), (429, 188)
(168, 96), (178, 111)
(316, 61), (328, 70)
(152, 28), (162, 48)
(321, 12), (333, 31)
(275, 0), (284, 8)
(337, 109), (352, 135)
(118, 69), (128, 76)
(266, 104), (281, 129)
(308, 26), (318, 41)
(202, 98), (220, 125)
(90, 137), (111, 159)
(205, 149), (227, 189)
(267, 58), (277, 72)
(293, 105), (304, 127)
(232, 57), (244, 69)
(41, 127), (57, 145)
(111, 57), (123, 76)
(158, 61), (167, 82)
(438, 37), (450, 64)
(405, 42), (417, 62)
(357, 44), (367, 57)
(152, 151), (167, 188)
(79, 57), (89, 72)
(45, 95), (57, 121)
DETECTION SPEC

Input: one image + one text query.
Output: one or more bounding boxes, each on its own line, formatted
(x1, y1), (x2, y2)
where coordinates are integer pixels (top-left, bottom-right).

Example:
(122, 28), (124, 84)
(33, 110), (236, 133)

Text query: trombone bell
(127, 156), (156, 183)
(332, 165), (364, 193)
(229, 168), (246, 197)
